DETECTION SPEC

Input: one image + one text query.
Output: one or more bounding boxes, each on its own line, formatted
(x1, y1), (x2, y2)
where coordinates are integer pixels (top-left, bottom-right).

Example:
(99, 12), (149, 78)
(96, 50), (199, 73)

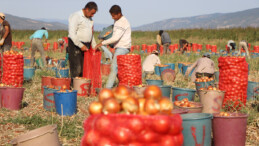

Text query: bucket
(41, 76), (54, 93)
(154, 66), (160, 75)
(214, 71), (219, 82)
(1, 87), (25, 110)
(175, 101), (203, 113)
(172, 108), (189, 114)
(57, 59), (66, 68)
(247, 81), (259, 100)
(23, 67), (35, 80)
(24, 58), (32, 66)
(146, 79), (163, 86)
(73, 78), (91, 96)
(101, 63), (111, 76)
(159, 66), (170, 75)
(172, 87), (196, 101)
(181, 113), (213, 146)
(178, 63), (183, 73)
(182, 64), (194, 76)
(10, 124), (60, 146)
(165, 63), (175, 70)
(159, 85), (171, 98)
(133, 86), (147, 98)
(54, 90), (77, 116)
(195, 80), (215, 91)
(43, 87), (58, 111)
(198, 90), (225, 113)
(36, 58), (44, 68)
(56, 68), (69, 78)
(212, 113), (248, 146)
(51, 78), (71, 90)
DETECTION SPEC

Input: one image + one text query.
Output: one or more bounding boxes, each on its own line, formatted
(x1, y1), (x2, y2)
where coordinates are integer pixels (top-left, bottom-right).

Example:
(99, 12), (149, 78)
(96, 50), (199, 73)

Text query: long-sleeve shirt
(156, 34), (162, 45)
(161, 32), (171, 44)
(142, 54), (161, 72)
(68, 10), (96, 49)
(186, 57), (215, 82)
(102, 16), (131, 49)
(29, 29), (48, 40)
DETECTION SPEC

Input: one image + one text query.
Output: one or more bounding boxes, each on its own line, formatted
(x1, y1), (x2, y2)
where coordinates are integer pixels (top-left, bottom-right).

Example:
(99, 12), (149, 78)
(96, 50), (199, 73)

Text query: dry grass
(0, 34), (258, 145)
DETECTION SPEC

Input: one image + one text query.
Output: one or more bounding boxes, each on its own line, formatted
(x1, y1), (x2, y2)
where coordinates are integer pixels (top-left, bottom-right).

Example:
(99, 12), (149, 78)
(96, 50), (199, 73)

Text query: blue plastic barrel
(159, 85), (172, 98)
(165, 63), (175, 70)
(159, 66), (170, 75)
(23, 67), (35, 80)
(146, 79), (163, 86)
(54, 90), (77, 116)
(58, 59), (66, 68)
(172, 87), (196, 101)
(247, 81), (259, 100)
(56, 68), (69, 78)
(154, 66), (160, 75)
(182, 64), (195, 77)
(43, 87), (58, 111)
(178, 63), (183, 73)
(24, 58), (31, 66)
(181, 113), (213, 146)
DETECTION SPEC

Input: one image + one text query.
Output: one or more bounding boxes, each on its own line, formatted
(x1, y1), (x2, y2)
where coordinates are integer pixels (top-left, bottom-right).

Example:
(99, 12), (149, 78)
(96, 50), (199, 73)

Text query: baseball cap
(0, 12), (5, 20)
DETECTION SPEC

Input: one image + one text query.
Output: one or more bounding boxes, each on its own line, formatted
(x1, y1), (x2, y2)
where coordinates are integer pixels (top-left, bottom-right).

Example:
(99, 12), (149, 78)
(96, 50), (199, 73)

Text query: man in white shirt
(68, 2), (97, 82)
(95, 5), (131, 88)
(142, 50), (161, 78)
(227, 40), (236, 53)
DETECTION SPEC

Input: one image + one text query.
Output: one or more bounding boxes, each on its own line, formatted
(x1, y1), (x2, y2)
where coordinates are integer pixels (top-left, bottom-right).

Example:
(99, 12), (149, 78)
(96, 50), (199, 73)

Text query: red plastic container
(101, 64), (111, 76)
(206, 44), (211, 50)
(211, 45), (217, 53)
(1, 87), (25, 110)
(51, 78), (71, 90)
(213, 113), (248, 146)
(41, 76), (54, 93)
(142, 44), (147, 51)
(53, 42), (58, 51)
(134, 45), (140, 51)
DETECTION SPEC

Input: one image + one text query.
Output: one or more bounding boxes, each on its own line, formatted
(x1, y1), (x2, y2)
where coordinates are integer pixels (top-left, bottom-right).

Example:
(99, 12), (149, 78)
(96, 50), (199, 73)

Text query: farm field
(0, 28), (259, 146)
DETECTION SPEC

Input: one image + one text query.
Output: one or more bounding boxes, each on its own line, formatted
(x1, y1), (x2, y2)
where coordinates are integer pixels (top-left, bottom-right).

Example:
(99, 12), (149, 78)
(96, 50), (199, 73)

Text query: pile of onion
(88, 85), (173, 115)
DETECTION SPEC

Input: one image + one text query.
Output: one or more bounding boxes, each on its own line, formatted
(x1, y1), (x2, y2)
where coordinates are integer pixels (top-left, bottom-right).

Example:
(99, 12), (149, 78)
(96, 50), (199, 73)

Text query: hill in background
(4, 7), (259, 31)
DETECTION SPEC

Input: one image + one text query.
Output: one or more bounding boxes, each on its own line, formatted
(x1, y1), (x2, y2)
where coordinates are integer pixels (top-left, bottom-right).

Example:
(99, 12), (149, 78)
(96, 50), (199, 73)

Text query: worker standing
(68, 2), (98, 82)
(0, 12), (12, 53)
(95, 5), (131, 88)
(159, 30), (171, 54)
(185, 53), (215, 82)
(29, 27), (48, 67)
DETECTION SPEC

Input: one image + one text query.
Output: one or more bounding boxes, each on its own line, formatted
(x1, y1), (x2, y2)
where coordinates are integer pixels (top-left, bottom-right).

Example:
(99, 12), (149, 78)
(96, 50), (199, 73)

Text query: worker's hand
(81, 45), (89, 52)
(0, 38), (5, 46)
(94, 43), (102, 50)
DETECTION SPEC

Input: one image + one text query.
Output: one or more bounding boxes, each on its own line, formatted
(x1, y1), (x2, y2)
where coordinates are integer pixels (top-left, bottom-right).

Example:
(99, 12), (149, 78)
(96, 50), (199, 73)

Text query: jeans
(31, 39), (46, 66)
(101, 46), (112, 61)
(106, 48), (130, 88)
(238, 41), (250, 59)
(163, 43), (170, 54)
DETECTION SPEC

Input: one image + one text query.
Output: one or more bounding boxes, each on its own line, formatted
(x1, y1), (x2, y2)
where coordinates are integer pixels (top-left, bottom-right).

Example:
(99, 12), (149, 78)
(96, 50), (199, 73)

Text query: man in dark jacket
(159, 30), (171, 54)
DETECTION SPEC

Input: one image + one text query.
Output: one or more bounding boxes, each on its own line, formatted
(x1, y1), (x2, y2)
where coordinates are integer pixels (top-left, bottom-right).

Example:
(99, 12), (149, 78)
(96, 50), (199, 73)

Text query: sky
(0, 0), (258, 27)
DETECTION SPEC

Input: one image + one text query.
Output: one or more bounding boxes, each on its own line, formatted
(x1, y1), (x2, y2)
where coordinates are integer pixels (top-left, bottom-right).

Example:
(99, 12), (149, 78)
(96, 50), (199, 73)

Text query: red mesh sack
(117, 55), (142, 87)
(218, 56), (248, 107)
(0, 53), (2, 82)
(83, 48), (102, 96)
(2, 52), (23, 87)
(81, 114), (183, 146)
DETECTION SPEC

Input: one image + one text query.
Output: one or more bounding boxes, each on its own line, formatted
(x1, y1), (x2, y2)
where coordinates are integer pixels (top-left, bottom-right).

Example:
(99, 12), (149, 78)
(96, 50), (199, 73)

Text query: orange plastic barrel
(41, 76), (54, 93)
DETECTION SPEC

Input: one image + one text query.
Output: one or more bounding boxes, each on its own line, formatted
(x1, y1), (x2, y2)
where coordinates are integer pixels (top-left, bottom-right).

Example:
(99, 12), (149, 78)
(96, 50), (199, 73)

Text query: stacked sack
(218, 56), (248, 107)
(2, 51), (24, 87)
(117, 54), (142, 87)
